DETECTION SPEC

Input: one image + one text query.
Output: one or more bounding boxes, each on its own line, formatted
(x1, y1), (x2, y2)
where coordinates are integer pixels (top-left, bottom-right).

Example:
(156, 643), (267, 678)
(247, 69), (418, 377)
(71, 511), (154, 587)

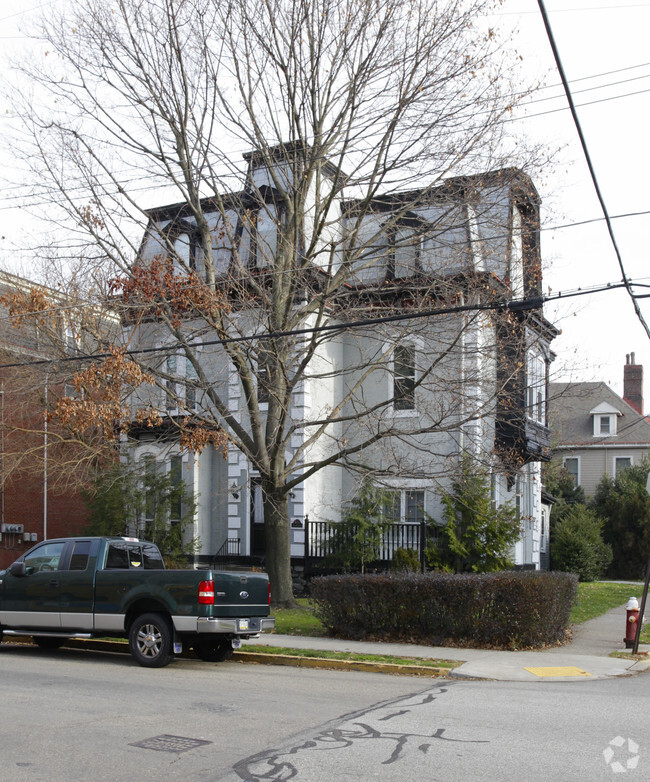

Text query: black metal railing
(304, 519), (430, 574)
(212, 537), (241, 569)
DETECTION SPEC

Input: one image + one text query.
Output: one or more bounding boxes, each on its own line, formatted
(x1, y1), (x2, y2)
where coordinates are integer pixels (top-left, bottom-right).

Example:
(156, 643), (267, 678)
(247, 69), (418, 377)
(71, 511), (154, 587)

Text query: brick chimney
(624, 352), (643, 415)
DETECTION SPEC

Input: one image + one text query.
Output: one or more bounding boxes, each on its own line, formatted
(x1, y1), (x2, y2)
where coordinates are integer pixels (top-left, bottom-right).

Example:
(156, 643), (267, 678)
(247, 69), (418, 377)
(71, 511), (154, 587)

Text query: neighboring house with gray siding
(549, 356), (650, 498)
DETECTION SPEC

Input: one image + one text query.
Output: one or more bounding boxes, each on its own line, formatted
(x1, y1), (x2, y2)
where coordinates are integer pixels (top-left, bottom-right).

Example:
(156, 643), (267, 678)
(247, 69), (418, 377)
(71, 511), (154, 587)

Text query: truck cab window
(23, 542), (66, 575)
(105, 543), (130, 569)
(69, 540), (92, 571)
(142, 544), (165, 569)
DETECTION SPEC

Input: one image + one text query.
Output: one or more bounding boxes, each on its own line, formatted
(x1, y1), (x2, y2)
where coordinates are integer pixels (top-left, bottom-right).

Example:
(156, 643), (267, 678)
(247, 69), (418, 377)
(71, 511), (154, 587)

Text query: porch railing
(304, 519), (430, 574)
(212, 537), (241, 569)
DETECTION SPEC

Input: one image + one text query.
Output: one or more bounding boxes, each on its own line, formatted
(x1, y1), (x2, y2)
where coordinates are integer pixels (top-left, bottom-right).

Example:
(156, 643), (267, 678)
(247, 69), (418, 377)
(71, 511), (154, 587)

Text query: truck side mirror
(8, 561), (26, 577)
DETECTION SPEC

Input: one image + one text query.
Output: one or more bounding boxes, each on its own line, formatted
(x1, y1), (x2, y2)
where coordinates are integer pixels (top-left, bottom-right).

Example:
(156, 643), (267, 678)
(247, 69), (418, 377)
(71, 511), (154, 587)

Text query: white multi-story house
(122, 147), (557, 572)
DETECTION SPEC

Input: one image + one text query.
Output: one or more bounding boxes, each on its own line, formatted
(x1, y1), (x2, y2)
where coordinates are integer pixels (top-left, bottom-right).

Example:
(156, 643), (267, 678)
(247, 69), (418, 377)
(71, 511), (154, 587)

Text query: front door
(250, 477), (266, 557)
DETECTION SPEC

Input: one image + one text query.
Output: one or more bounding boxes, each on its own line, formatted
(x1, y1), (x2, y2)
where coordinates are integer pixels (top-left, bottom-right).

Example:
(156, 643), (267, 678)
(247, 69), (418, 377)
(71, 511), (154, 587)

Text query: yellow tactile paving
(524, 666), (592, 678)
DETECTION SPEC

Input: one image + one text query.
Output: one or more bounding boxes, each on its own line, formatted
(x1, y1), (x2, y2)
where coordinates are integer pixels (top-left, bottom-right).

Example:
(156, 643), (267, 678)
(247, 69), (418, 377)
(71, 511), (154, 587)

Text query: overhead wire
(0, 278), (640, 371)
(536, 0), (650, 340)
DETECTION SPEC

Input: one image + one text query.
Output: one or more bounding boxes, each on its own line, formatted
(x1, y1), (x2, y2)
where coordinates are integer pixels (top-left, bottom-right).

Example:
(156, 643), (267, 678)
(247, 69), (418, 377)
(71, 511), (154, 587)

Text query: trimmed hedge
(310, 570), (578, 649)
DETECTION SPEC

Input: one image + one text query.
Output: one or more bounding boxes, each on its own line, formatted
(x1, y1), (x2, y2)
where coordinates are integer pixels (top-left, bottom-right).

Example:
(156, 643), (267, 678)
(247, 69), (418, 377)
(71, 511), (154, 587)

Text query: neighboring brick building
(0, 271), (95, 569)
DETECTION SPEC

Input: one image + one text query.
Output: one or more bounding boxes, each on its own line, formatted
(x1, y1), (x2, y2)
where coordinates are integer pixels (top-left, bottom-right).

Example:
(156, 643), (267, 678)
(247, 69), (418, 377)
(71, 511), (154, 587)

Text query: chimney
(624, 352), (643, 415)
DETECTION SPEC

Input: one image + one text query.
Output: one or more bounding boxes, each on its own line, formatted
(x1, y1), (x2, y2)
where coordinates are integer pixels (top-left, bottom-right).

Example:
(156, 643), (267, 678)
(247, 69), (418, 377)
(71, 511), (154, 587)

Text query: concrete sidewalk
(247, 603), (650, 681)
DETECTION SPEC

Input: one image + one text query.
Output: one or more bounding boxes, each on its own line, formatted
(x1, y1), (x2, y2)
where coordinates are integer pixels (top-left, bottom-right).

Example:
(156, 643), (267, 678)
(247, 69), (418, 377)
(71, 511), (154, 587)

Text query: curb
(1, 636), (453, 677)
(233, 650), (452, 677)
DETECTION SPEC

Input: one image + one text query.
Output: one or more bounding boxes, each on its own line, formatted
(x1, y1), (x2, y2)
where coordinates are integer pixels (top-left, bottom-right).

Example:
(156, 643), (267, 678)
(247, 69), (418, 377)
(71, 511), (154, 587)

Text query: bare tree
(4, 0), (553, 605)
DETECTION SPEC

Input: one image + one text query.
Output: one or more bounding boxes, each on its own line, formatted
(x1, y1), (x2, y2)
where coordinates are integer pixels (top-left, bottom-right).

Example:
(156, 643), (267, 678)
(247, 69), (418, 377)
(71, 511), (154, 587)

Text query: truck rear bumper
(174, 616), (275, 635)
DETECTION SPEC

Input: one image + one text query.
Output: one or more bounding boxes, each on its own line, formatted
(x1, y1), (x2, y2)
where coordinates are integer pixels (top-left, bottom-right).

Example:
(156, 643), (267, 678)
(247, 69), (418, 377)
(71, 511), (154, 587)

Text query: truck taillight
(199, 580), (215, 605)
(268, 581), (271, 605)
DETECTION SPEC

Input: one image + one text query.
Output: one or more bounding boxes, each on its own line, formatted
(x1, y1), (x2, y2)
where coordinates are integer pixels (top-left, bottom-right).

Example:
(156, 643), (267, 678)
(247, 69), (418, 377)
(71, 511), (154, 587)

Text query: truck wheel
(193, 639), (234, 662)
(34, 637), (66, 650)
(129, 613), (174, 668)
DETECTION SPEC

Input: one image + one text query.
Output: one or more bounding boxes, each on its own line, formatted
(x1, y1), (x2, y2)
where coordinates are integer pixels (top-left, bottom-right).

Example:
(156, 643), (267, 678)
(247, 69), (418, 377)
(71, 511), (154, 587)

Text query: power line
(536, 0), (650, 341)
(0, 279), (634, 371)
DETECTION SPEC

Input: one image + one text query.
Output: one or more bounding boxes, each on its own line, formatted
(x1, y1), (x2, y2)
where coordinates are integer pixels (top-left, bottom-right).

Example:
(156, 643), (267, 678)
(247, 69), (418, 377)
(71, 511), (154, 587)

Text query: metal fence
(304, 519), (430, 573)
(212, 537), (241, 569)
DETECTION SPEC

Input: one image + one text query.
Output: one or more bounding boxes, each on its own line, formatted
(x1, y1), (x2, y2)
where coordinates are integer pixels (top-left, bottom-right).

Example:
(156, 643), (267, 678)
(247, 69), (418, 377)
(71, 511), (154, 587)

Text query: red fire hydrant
(625, 597), (639, 648)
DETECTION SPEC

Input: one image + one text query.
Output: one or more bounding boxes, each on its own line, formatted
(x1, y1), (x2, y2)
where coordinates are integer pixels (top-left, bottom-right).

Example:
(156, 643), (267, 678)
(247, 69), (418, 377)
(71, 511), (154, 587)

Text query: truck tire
(193, 638), (234, 662)
(129, 613), (174, 668)
(34, 637), (66, 650)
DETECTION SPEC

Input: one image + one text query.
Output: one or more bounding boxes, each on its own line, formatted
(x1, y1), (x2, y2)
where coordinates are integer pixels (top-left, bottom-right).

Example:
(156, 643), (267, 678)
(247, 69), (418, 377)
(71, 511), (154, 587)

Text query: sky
(0, 0), (649, 400)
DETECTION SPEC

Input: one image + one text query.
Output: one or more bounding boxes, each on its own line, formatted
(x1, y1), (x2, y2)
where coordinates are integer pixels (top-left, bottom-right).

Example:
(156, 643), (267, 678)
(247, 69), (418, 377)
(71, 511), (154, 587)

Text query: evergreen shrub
(310, 570), (578, 649)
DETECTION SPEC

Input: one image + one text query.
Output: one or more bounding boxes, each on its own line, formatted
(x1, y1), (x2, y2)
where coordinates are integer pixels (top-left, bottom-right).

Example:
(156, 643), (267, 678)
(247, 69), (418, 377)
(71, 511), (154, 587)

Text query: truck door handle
(49, 579), (59, 588)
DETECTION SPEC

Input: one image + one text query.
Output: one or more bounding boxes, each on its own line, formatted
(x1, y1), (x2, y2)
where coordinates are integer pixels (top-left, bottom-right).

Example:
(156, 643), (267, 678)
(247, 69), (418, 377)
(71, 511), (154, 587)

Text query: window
(241, 205), (278, 269)
(105, 541), (165, 570)
(389, 225), (422, 279)
(166, 353), (177, 412)
(69, 540), (91, 571)
(256, 343), (272, 405)
(213, 215), (235, 275)
(514, 475), (522, 518)
(564, 457), (579, 487)
(540, 507), (548, 553)
(526, 350), (546, 424)
(615, 457), (632, 477)
(257, 363), (270, 404)
(169, 455), (183, 522)
(383, 489), (424, 523)
(172, 230), (204, 276)
(185, 360), (198, 411)
(105, 542), (130, 569)
(510, 206), (524, 298)
(405, 490), (425, 523)
(164, 351), (200, 413)
(590, 404), (620, 436)
(393, 344), (416, 411)
(23, 542), (66, 575)
(383, 491), (402, 522)
(142, 454), (157, 524)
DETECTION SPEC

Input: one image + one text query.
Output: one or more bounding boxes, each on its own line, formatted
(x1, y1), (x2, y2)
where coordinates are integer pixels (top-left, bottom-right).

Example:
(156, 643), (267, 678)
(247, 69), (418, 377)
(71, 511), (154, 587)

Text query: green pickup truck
(0, 536), (275, 667)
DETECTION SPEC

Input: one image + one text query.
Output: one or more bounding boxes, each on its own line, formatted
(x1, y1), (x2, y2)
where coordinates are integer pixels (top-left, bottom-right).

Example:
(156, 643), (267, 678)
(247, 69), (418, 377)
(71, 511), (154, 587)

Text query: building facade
(549, 355), (650, 499)
(122, 149), (557, 571)
(0, 271), (99, 569)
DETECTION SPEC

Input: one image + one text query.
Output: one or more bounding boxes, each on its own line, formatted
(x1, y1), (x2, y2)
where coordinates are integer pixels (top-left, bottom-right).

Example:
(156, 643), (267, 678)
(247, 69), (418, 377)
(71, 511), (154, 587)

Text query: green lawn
(571, 581), (650, 643)
(570, 581), (644, 624)
(272, 599), (326, 636)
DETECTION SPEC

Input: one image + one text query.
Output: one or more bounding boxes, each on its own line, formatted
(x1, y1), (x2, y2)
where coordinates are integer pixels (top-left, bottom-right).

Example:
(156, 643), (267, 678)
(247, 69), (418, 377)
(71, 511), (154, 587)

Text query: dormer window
(590, 402), (621, 437)
(238, 200), (278, 270)
(387, 215), (426, 280)
(166, 221), (204, 277)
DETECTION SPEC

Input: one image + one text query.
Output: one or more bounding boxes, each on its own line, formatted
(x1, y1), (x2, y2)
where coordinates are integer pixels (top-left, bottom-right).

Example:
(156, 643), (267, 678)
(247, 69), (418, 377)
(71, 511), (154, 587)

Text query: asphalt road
(1, 642), (648, 782)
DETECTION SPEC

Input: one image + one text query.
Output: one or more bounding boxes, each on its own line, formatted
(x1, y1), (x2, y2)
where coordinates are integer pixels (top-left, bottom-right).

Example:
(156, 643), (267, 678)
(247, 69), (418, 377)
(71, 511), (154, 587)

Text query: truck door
(0, 540), (67, 629)
(59, 539), (98, 631)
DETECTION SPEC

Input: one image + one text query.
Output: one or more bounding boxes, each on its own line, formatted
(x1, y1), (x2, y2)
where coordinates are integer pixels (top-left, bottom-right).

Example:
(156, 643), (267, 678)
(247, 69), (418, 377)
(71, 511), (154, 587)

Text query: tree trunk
(262, 485), (298, 609)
